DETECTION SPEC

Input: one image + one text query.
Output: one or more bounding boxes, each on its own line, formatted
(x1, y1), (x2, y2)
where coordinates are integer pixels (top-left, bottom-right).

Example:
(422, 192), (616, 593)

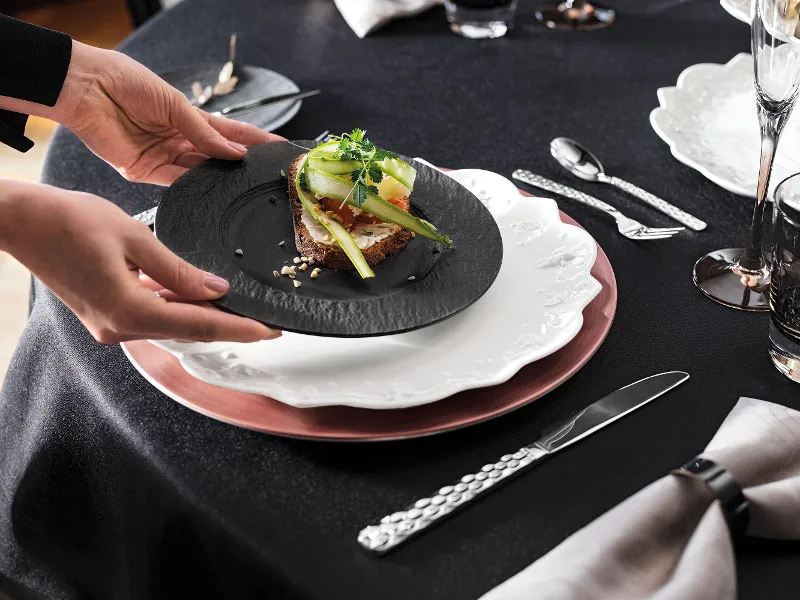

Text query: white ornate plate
(150, 169), (602, 410)
(650, 53), (800, 199)
(720, 0), (749, 23)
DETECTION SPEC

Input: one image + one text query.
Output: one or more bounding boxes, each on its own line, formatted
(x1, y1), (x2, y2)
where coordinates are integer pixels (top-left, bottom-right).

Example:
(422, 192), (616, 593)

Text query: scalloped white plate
(720, 0), (748, 22)
(149, 169), (602, 410)
(650, 52), (800, 199)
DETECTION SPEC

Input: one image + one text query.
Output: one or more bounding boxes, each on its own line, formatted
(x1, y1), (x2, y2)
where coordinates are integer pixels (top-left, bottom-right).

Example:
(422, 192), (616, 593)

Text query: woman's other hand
(0, 181), (281, 344)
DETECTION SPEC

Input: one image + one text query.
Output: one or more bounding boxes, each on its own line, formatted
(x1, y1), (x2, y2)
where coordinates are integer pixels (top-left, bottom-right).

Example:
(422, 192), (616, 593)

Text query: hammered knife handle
(357, 446), (547, 554)
(132, 206), (157, 229)
(512, 170), (620, 216)
(604, 176), (707, 231)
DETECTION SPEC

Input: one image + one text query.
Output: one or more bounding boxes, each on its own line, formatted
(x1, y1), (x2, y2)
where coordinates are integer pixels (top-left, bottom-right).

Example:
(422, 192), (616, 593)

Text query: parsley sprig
(320, 129), (399, 206)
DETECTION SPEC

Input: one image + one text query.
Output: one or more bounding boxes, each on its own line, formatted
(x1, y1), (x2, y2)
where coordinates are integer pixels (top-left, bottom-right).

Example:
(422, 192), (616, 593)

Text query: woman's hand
(49, 41), (284, 185)
(0, 181), (280, 344)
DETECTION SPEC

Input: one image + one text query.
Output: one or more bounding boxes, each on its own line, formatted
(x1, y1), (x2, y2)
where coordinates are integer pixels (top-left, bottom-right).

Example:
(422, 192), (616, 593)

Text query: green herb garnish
(299, 170), (310, 192)
(321, 129), (399, 207)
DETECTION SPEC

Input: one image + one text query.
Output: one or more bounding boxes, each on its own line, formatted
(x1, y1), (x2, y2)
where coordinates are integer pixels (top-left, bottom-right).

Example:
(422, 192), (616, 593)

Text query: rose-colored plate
(122, 195), (617, 441)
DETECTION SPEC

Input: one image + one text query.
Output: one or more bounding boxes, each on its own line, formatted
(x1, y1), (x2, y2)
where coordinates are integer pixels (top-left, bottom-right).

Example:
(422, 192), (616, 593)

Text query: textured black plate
(155, 141), (503, 337)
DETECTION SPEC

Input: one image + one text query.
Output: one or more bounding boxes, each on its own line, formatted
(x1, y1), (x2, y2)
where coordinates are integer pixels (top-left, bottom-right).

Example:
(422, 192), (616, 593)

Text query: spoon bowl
(551, 137), (604, 181)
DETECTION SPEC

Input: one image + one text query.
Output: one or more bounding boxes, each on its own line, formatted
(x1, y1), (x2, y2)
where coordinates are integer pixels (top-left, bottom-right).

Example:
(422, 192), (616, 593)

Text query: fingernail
(262, 329), (282, 340)
(227, 141), (247, 153)
(204, 273), (229, 293)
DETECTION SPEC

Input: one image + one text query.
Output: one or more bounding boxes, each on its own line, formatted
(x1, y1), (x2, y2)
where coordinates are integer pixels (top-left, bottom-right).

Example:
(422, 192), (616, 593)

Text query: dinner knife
(132, 206), (158, 229)
(211, 89), (321, 117)
(357, 371), (689, 555)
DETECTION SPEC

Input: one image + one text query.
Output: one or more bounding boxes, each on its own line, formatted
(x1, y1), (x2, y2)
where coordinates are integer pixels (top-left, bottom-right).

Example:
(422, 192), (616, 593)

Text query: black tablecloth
(2, 1), (800, 598)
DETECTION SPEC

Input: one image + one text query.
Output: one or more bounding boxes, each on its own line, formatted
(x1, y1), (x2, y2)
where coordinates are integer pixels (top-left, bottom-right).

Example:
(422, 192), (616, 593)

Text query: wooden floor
(0, 0), (133, 381)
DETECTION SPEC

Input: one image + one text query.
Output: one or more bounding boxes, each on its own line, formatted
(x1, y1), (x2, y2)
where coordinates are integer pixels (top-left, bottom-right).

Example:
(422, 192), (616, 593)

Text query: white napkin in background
(482, 397), (800, 600)
(334, 0), (444, 38)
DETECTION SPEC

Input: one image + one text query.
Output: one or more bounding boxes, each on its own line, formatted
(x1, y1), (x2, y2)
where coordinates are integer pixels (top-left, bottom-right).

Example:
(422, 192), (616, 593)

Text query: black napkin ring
(671, 456), (749, 535)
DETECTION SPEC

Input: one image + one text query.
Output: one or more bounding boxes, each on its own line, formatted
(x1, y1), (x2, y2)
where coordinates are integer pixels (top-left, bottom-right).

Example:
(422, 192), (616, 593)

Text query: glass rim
(774, 172), (800, 229)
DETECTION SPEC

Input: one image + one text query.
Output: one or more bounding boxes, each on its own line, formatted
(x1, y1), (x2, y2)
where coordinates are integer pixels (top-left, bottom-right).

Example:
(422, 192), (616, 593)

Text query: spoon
(550, 137), (707, 231)
(214, 33), (239, 96)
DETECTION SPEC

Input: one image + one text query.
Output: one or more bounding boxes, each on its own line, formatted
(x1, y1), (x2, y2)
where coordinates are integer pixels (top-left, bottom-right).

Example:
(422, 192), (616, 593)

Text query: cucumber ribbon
(304, 167), (452, 247)
(294, 156), (375, 279)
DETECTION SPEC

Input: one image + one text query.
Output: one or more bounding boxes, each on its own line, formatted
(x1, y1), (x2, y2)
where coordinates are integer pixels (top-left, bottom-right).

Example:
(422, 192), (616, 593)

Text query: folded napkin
(334, 0), (444, 38)
(482, 397), (800, 600)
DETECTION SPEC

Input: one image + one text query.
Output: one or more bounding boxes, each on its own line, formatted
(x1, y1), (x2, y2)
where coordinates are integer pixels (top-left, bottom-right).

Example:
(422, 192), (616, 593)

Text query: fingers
(141, 164), (189, 186)
(97, 290), (280, 343)
(128, 230), (231, 301)
(150, 289), (209, 304)
(138, 273), (162, 292)
(131, 279), (282, 343)
(171, 94), (248, 161)
(203, 111), (287, 146)
(143, 295), (281, 343)
(129, 140), (207, 185)
(174, 152), (210, 169)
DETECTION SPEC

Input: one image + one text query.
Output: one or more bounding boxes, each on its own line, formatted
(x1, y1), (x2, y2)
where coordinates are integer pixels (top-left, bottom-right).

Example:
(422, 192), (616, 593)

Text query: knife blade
(357, 371), (689, 555)
(212, 89), (321, 118)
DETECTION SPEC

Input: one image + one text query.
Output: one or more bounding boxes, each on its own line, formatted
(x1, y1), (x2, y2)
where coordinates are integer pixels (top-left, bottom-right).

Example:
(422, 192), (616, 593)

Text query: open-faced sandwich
(288, 129), (452, 279)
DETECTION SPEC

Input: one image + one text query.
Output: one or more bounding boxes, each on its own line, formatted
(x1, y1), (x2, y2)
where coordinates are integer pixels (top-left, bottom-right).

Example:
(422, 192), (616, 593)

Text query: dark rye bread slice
(288, 154), (414, 270)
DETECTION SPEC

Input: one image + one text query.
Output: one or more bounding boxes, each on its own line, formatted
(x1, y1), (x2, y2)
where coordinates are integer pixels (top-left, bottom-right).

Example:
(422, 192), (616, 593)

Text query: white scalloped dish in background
(149, 169), (602, 410)
(650, 52), (800, 199)
(720, 0), (748, 23)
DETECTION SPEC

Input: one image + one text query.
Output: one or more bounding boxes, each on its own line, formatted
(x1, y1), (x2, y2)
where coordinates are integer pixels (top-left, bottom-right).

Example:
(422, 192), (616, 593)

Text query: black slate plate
(158, 64), (301, 132)
(155, 141), (503, 337)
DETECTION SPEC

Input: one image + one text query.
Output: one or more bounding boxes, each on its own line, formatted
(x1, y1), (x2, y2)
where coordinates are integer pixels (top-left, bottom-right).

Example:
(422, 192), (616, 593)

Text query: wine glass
(694, 0), (800, 311)
(535, 0), (615, 30)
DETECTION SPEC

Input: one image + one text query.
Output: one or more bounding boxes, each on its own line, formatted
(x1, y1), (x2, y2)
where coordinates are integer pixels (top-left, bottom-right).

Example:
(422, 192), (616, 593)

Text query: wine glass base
(770, 346), (800, 381)
(535, 2), (616, 30)
(450, 21), (510, 39)
(693, 248), (771, 311)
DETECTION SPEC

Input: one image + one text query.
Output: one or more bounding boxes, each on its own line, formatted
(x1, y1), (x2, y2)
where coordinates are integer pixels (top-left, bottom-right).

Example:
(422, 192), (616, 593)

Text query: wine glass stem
(738, 105), (784, 273)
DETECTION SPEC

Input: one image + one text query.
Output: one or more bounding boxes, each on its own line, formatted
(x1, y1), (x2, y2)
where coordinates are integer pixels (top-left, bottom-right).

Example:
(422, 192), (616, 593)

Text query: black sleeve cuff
(0, 14), (72, 107)
(0, 109), (34, 153)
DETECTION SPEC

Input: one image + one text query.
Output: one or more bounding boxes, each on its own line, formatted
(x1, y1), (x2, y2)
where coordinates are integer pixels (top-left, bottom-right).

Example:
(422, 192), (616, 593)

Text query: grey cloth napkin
(482, 397), (800, 600)
(334, 0), (444, 38)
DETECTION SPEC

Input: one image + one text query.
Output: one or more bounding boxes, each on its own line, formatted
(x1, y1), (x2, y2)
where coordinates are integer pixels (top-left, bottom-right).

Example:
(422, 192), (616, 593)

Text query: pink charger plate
(121, 190), (617, 441)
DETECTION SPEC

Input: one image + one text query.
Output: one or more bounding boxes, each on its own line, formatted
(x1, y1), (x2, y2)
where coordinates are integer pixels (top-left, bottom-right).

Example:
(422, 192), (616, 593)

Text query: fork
(512, 170), (684, 241)
(132, 130), (333, 229)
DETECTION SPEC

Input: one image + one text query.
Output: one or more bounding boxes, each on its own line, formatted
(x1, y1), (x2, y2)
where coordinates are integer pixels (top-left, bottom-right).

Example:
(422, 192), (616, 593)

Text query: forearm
(0, 180), (26, 253)
(0, 180), (65, 257)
